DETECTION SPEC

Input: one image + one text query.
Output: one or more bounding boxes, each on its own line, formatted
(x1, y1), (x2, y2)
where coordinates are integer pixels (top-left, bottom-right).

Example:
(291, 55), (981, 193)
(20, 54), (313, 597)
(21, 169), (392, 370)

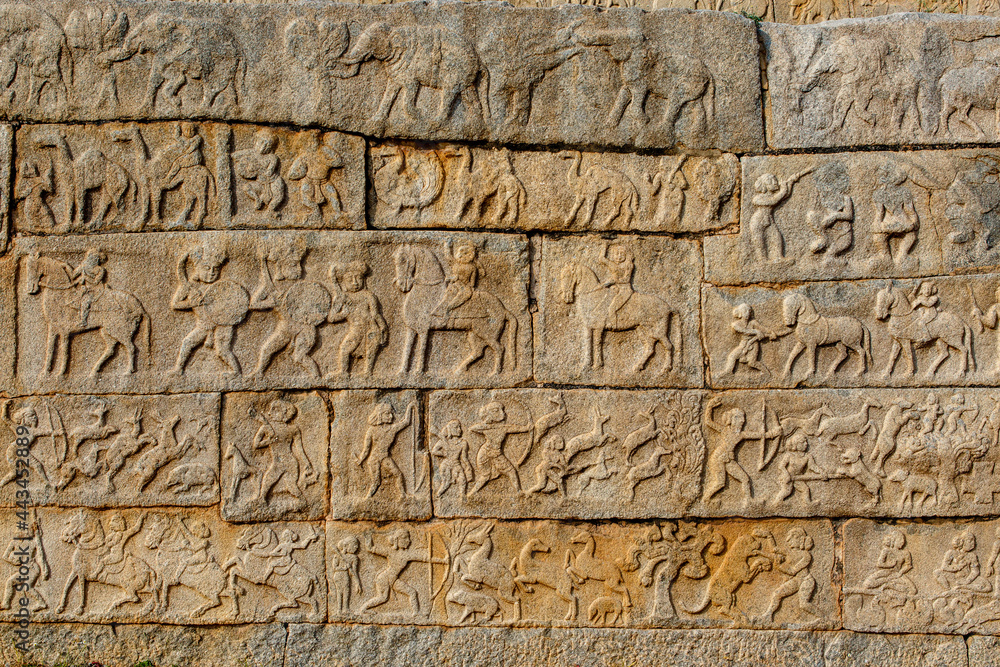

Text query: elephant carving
(105, 13), (245, 112)
(334, 22), (485, 131)
(0, 4), (71, 110)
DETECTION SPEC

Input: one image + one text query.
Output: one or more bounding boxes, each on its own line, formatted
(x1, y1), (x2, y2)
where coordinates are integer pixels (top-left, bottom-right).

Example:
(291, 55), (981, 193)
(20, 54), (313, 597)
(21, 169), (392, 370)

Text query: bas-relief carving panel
(0, 2), (764, 152)
(325, 518), (836, 630)
(428, 389), (704, 520)
(221, 391), (328, 522)
(703, 275), (1000, 388)
(370, 143), (739, 234)
(0, 393), (220, 508)
(843, 518), (1000, 635)
(12, 123), (365, 234)
(535, 235), (703, 387)
(328, 389), (430, 521)
(14, 230), (530, 394)
(764, 14), (1000, 149)
(0, 508), (325, 624)
(705, 150), (1000, 286)
(696, 388), (1000, 518)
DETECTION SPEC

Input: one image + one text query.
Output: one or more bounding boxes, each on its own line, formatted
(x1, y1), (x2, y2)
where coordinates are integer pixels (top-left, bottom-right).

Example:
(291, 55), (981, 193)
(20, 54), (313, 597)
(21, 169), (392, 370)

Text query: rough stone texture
(14, 230), (531, 394)
(370, 143), (740, 233)
(969, 635), (1000, 666)
(764, 14), (1000, 149)
(0, 2), (764, 152)
(535, 234), (703, 387)
(325, 518), (836, 630)
(286, 625), (967, 666)
(0, 507), (325, 624)
(13, 123), (366, 234)
(843, 518), (1000, 635)
(0, 622), (287, 667)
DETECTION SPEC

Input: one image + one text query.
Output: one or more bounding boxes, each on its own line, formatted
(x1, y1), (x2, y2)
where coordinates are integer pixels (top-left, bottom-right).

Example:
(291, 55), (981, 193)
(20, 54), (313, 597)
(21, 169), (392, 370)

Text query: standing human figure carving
(703, 397), (780, 503)
(327, 261), (388, 376)
(170, 243), (249, 376)
(748, 169), (812, 263)
(359, 528), (447, 617)
(249, 399), (316, 507)
(357, 402), (416, 499)
(287, 130), (344, 227)
(233, 129), (285, 217)
(469, 401), (531, 495)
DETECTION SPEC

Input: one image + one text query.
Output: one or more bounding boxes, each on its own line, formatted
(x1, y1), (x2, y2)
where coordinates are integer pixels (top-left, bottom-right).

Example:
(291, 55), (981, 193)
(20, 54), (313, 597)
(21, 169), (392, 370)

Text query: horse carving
(24, 252), (151, 377)
(779, 293), (872, 380)
(875, 284), (975, 378)
(393, 244), (518, 375)
(559, 261), (675, 373)
(57, 510), (158, 616)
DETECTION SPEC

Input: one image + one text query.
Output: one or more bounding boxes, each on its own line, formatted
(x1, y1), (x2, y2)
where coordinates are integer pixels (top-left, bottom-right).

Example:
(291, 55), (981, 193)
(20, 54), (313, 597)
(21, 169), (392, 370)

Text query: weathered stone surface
(764, 15), (1000, 149)
(12, 123), (365, 233)
(704, 150), (1000, 286)
(328, 389), (431, 521)
(0, 508), (325, 624)
(697, 388), (1000, 517)
(0, 2), (764, 152)
(843, 518), (1000, 634)
(287, 625), (967, 667)
(0, 622), (286, 667)
(370, 143), (739, 233)
(326, 518), (836, 630)
(704, 275), (996, 388)
(15, 230), (530, 394)
(428, 389), (704, 519)
(0, 393), (220, 508)
(221, 391), (327, 522)
(0, 255), (15, 392)
(969, 635), (1000, 666)
(535, 235), (703, 387)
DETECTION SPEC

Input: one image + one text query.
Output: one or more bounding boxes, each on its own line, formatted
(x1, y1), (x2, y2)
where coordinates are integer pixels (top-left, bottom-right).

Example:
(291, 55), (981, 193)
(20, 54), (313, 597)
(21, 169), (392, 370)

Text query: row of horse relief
(16, 234), (1000, 389)
(4, 388), (1000, 519)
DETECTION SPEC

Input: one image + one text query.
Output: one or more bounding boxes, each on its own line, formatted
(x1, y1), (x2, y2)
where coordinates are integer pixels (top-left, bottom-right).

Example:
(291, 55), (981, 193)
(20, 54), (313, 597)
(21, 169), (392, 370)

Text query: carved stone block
(0, 255), (14, 393)
(221, 391), (328, 522)
(15, 230), (530, 394)
(328, 389), (430, 521)
(697, 389), (1000, 518)
(705, 150), (1000, 286)
(12, 123), (365, 234)
(286, 624), (967, 667)
(843, 518), (1000, 635)
(428, 389), (704, 519)
(704, 275), (1000, 388)
(0, 508), (325, 624)
(0, 622), (287, 667)
(2, 2), (764, 152)
(535, 235), (703, 387)
(0, 393), (220, 508)
(326, 518), (836, 630)
(370, 143), (739, 233)
(764, 15), (1000, 149)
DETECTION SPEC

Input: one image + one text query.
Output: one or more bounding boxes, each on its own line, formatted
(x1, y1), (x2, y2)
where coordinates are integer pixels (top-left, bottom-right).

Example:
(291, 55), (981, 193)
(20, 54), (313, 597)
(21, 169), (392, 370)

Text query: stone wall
(3, 2), (1000, 666)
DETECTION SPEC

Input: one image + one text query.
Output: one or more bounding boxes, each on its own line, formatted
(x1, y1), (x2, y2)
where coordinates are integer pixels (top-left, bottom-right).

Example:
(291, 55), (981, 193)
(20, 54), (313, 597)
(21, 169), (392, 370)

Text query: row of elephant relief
(13, 123), (361, 233)
(2, 4), (727, 143)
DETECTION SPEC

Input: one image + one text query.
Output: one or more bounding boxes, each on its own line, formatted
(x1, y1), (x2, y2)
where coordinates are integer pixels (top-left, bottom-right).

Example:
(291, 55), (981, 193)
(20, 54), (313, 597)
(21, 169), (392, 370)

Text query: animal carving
(373, 146), (444, 218)
(335, 22), (485, 131)
(683, 529), (779, 621)
(558, 150), (638, 229)
(778, 293), (872, 380)
(512, 538), (578, 621)
(939, 66), (1000, 139)
(566, 530), (632, 612)
(0, 4), (71, 110)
